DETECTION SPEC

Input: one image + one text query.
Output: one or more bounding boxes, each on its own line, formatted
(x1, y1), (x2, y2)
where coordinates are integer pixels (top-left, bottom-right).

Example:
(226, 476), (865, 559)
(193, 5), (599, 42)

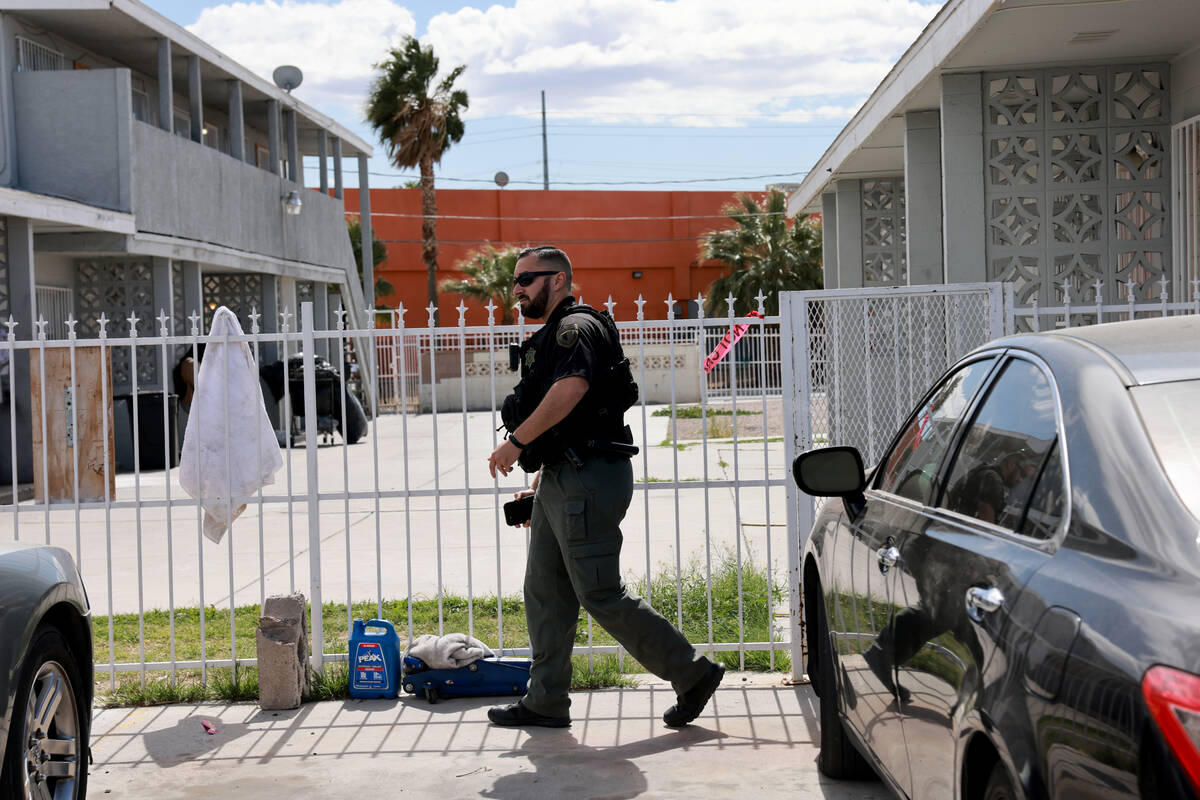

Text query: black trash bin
(115, 392), (180, 471)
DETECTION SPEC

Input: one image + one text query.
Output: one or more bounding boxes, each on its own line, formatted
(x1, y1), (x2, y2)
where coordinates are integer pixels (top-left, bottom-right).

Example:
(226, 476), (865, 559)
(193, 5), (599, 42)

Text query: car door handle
(966, 586), (1004, 622)
(877, 545), (900, 574)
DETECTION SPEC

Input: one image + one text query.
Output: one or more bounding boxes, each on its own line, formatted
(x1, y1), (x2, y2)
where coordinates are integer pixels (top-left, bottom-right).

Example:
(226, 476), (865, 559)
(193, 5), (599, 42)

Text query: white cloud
(189, 0), (943, 125)
(425, 0), (942, 121)
(187, 0), (416, 113)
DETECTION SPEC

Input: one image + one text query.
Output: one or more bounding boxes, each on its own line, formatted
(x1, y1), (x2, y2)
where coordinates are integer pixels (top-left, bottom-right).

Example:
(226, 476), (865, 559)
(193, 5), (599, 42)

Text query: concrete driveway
(90, 673), (892, 799)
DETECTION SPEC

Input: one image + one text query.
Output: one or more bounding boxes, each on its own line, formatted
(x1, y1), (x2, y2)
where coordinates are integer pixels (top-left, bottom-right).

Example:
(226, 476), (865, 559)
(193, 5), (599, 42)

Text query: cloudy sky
(145, 0), (945, 190)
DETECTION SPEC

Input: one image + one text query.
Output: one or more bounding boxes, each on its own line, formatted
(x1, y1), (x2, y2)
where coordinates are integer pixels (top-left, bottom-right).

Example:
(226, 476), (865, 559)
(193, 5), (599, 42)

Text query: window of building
(202, 122), (223, 152)
(132, 90), (151, 124)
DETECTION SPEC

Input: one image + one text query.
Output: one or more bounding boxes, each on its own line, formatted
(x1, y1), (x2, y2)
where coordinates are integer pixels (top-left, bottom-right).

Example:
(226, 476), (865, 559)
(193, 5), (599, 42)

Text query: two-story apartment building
(0, 0), (375, 484)
(788, 0), (1200, 312)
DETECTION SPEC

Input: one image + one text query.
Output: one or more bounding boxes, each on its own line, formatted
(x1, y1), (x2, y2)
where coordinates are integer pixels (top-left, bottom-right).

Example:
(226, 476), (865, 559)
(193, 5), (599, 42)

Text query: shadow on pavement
(481, 725), (726, 800)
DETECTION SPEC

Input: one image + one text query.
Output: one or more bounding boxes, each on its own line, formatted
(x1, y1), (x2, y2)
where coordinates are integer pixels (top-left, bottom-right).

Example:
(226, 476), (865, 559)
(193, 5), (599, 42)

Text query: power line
(346, 210), (787, 221)
(364, 169), (809, 185)
(467, 111), (849, 122)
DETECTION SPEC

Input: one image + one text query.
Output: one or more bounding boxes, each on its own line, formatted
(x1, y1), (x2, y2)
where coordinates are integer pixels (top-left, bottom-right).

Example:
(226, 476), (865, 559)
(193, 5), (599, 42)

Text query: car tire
(982, 761), (1016, 800)
(814, 590), (874, 779)
(340, 390), (367, 445)
(1, 625), (89, 800)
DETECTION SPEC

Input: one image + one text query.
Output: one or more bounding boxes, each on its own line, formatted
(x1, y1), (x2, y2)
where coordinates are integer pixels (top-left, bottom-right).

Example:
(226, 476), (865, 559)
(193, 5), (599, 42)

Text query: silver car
(0, 541), (92, 799)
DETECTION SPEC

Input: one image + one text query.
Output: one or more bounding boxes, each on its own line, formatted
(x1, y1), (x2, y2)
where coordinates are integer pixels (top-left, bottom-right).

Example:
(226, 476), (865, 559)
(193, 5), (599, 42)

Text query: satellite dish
(494, 171), (509, 188)
(272, 65), (304, 93)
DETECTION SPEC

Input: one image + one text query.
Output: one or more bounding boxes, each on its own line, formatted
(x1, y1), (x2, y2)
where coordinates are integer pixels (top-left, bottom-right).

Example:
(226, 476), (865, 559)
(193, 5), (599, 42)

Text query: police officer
(486, 245), (724, 728)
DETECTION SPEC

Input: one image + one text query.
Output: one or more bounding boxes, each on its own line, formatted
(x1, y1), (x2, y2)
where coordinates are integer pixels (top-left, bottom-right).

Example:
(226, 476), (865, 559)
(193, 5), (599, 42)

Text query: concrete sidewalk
(90, 673), (891, 799)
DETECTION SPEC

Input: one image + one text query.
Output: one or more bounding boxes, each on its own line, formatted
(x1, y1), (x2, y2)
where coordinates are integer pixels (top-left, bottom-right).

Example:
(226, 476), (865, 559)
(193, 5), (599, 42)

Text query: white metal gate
(779, 283), (1006, 672)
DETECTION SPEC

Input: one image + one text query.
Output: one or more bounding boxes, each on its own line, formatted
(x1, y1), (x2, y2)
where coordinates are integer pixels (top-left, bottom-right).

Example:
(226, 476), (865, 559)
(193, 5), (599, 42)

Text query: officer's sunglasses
(513, 270), (561, 288)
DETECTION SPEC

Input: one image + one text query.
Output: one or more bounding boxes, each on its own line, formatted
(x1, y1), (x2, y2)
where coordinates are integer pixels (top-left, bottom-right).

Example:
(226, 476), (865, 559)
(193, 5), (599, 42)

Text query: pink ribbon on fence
(703, 311), (764, 374)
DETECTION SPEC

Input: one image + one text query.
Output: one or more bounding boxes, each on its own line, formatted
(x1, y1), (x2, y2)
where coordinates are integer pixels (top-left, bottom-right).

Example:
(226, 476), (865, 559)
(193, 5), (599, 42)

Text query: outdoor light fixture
(283, 190), (303, 216)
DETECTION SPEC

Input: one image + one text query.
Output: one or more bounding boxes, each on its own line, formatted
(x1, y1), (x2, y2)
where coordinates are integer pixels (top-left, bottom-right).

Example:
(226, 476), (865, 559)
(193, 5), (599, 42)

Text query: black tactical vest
(501, 301), (638, 472)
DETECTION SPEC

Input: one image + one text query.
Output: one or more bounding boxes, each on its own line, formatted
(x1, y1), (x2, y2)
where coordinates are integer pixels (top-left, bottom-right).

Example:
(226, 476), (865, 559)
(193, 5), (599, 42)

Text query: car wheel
(813, 589), (874, 779)
(1, 625), (89, 800)
(982, 761), (1016, 800)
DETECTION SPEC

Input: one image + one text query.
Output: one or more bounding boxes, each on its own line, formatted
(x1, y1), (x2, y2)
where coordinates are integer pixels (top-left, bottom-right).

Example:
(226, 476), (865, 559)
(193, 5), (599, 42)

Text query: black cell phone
(503, 495), (534, 526)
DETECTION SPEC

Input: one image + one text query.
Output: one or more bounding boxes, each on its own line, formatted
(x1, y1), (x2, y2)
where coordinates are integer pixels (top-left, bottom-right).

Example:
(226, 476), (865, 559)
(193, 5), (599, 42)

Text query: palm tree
(700, 189), (823, 316)
(365, 36), (468, 324)
(439, 245), (520, 324)
(347, 219), (395, 305)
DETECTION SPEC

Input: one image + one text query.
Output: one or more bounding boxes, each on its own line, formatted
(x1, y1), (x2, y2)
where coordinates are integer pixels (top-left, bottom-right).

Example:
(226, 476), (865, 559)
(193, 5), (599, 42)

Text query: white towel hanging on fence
(179, 306), (283, 543)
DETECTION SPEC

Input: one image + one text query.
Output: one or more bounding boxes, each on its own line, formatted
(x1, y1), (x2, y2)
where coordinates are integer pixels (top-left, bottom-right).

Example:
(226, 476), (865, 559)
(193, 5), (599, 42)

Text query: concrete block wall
(14, 69), (133, 212)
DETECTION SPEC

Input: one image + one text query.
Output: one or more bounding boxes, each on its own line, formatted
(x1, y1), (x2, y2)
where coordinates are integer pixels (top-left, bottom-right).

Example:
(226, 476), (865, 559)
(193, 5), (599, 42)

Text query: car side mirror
(792, 446), (866, 498)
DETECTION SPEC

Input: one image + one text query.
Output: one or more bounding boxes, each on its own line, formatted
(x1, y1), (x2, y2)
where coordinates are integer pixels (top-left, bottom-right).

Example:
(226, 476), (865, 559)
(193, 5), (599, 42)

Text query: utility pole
(541, 90), (549, 190)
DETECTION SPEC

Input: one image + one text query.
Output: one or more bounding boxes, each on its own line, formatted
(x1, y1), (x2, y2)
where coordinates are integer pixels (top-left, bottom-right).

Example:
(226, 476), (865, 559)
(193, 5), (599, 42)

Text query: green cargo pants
(522, 454), (710, 717)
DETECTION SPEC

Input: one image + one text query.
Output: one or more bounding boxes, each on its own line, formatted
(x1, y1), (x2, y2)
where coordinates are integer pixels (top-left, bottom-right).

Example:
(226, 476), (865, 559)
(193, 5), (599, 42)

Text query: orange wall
(344, 188), (772, 325)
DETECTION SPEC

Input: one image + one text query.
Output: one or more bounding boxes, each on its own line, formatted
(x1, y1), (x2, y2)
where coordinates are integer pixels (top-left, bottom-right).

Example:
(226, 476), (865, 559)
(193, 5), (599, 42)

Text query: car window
(1019, 441), (1065, 539)
(940, 358), (1060, 534)
(875, 357), (996, 504)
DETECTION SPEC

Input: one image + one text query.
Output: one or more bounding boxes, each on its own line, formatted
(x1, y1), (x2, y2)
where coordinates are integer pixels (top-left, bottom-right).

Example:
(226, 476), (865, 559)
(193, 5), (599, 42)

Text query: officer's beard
(520, 281), (552, 320)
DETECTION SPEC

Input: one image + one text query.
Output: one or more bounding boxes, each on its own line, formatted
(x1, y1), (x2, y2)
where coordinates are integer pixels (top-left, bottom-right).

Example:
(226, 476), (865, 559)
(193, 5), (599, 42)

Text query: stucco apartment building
(349, 188), (783, 325)
(0, 0), (375, 484)
(789, 0), (1200, 312)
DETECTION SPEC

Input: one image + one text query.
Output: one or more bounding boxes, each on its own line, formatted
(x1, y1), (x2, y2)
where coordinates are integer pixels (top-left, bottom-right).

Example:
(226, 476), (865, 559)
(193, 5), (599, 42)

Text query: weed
(652, 407), (760, 419)
(707, 417), (733, 438)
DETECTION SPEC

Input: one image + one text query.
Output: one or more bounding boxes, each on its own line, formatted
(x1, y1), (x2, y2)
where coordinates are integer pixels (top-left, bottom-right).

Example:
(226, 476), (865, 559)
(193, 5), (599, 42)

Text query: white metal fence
(372, 302), (784, 412)
(2, 299), (791, 688)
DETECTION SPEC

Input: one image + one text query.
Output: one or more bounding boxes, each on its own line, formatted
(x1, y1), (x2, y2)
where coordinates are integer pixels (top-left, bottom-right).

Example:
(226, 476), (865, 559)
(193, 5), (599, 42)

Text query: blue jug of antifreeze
(349, 618), (400, 699)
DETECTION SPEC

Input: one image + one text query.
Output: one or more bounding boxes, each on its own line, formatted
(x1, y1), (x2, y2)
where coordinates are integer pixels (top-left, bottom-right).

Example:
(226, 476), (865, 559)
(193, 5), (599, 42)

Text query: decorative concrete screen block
(257, 593), (310, 710)
(983, 64), (1171, 317)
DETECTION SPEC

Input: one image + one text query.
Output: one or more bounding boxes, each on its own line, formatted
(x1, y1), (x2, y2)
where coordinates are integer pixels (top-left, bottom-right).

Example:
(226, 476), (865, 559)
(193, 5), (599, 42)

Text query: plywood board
(30, 346), (115, 502)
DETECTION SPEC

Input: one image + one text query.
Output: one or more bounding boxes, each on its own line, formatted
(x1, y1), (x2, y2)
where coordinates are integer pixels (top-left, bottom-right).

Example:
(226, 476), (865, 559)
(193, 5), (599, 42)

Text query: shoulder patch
(556, 322), (580, 348)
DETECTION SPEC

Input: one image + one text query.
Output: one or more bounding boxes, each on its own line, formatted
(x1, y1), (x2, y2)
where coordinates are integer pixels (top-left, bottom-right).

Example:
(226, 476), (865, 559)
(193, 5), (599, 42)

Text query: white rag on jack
(405, 633), (496, 669)
(179, 306), (283, 543)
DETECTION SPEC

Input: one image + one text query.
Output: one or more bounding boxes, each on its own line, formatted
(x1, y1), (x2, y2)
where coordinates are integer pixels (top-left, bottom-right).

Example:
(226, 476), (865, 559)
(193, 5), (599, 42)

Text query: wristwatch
(508, 432), (528, 450)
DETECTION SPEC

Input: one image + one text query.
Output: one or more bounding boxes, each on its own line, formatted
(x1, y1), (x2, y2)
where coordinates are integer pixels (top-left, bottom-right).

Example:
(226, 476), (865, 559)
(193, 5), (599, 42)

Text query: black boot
(487, 700), (571, 728)
(663, 662), (725, 727)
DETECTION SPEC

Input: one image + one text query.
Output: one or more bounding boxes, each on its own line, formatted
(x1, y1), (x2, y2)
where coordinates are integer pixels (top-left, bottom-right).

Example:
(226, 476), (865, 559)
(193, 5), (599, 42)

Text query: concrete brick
(256, 593), (310, 709)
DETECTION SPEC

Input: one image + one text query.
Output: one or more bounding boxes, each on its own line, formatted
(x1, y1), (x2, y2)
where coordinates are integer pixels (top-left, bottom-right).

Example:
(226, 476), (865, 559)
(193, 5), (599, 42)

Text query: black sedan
(0, 542), (93, 799)
(793, 315), (1200, 799)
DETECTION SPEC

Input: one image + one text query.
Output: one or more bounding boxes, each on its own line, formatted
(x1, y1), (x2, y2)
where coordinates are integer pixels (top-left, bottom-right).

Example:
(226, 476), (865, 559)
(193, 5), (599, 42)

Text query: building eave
(788, 0), (997, 216)
(0, 186), (136, 235)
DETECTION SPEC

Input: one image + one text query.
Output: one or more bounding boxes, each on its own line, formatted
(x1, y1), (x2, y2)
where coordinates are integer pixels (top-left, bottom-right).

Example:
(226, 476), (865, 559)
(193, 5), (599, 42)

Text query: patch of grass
(657, 437), (690, 450)
(94, 552), (787, 706)
(652, 406), (760, 419)
(718, 458), (730, 469)
(707, 417), (733, 438)
(571, 655), (639, 690)
(309, 663), (350, 701)
(633, 547), (790, 673)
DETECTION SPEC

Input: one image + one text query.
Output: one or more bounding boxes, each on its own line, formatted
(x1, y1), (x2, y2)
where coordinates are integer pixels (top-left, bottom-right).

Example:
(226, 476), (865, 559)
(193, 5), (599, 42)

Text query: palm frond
(700, 190), (823, 316)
